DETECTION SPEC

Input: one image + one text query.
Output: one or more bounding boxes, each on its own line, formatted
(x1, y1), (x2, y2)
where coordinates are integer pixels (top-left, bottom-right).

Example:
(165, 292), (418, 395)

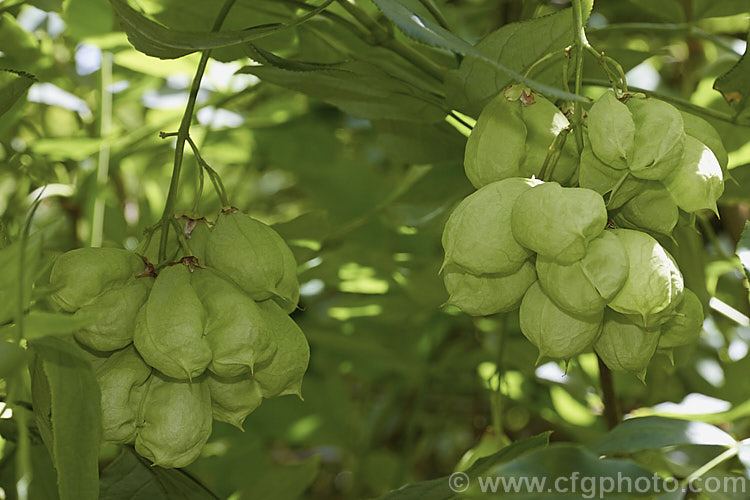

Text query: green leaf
(371, 120), (466, 163)
(0, 233), (42, 325)
(380, 432), (550, 499)
(29, 337), (101, 500)
(691, 0), (750, 20)
(591, 417), (737, 455)
(713, 31), (750, 122)
(99, 447), (219, 500)
(109, 0), (333, 59)
(0, 312), (94, 341)
(239, 58), (446, 123)
(737, 220), (750, 282)
(627, 0), (685, 22)
(472, 444), (656, 498)
(444, 8), (580, 116)
(0, 69), (36, 119)
(63, 0), (114, 40)
(0, 341), (26, 379)
(370, 0), (584, 105)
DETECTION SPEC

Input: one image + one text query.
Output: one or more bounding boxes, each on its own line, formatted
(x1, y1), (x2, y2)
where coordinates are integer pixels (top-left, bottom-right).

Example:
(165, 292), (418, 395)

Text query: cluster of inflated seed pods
(442, 87), (724, 378)
(50, 209), (308, 468)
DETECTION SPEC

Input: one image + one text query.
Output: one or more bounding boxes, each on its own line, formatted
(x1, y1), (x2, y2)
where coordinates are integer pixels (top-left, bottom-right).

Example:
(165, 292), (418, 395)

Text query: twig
(597, 355), (620, 430)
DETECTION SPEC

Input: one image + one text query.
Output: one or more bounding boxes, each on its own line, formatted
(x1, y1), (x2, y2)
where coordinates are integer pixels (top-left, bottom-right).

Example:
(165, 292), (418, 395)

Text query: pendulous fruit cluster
(443, 87), (722, 379)
(49, 209), (309, 468)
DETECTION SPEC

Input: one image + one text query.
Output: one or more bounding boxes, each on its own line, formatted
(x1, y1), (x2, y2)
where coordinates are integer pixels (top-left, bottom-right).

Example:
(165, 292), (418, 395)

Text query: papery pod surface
(463, 92), (527, 188)
(50, 248), (144, 312)
(680, 111), (728, 171)
(536, 230), (628, 316)
(74, 278), (152, 352)
(586, 91), (634, 169)
(253, 300), (309, 399)
(658, 289), (704, 349)
(625, 97), (686, 180)
(613, 184), (679, 237)
(511, 182), (607, 264)
(595, 310), (660, 377)
(186, 219), (211, 263)
(608, 230), (684, 326)
(663, 136), (724, 214)
(519, 282), (603, 360)
(442, 177), (540, 276)
(133, 265), (211, 380)
(135, 374), (212, 469)
(207, 373), (263, 430)
(518, 95), (578, 184)
(205, 211), (299, 309)
(96, 345), (151, 444)
(192, 269), (277, 377)
(443, 260), (537, 316)
(578, 140), (646, 209)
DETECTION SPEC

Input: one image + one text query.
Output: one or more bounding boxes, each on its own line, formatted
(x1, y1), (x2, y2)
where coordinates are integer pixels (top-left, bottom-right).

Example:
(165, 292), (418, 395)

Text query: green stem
(157, 0), (238, 263)
(91, 52), (113, 248)
(679, 447), (738, 488)
(597, 355), (620, 430)
(335, 0), (445, 82)
(571, 0), (587, 155)
(588, 23), (739, 54)
(606, 171), (630, 209)
(539, 128), (571, 181)
(583, 45), (627, 93)
(582, 78), (749, 126)
(524, 48), (566, 79)
(418, 0), (450, 31)
(170, 219), (194, 256)
(186, 136), (230, 207)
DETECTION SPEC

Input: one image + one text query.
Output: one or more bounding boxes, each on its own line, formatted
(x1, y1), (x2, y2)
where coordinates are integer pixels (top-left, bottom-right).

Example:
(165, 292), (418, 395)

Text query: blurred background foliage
(0, 0), (749, 498)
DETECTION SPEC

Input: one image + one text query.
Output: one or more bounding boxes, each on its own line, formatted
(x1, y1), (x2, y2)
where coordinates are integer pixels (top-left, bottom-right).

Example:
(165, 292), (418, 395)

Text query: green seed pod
(578, 140), (647, 209)
(253, 300), (309, 399)
(586, 91), (634, 170)
(191, 269), (277, 377)
(96, 345), (151, 444)
(442, 177), (540, 276)
(186, 220), (211, 264)
(612, 184), (679, 237)
(518, 95), (578, 184)
(443, 260), (537, 316)
(74, 278), (152, 352)
(658, 289), (704, 349)
(205, 211), (299, 310)
(464, 93), (527, 188)
(625, 97), (686, 180)
(50, 248), (144, 312)
(133, 265), (211, 380)
(595, 310), (660, 378)
(135, 374), (212, 469)
(680, 111), (728, 172)
(662, 136), (724, 215)
(519, 282), (603, 360)
(207, 372), (263, 430)
(511, 182), (607, 264)
(608, 230), (684, 327)
(536, 231), (628, 316)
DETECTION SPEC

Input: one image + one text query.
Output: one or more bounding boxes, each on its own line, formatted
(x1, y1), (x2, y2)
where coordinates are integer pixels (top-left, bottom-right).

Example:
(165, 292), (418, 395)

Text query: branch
(157, 0), (238, 263)
(597, 355), (620, 430)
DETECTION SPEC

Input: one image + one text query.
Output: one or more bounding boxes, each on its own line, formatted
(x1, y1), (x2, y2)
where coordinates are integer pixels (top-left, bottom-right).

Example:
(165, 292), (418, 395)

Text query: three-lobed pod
(49, 210), (309, 468)
(445, 87), (725, 378)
